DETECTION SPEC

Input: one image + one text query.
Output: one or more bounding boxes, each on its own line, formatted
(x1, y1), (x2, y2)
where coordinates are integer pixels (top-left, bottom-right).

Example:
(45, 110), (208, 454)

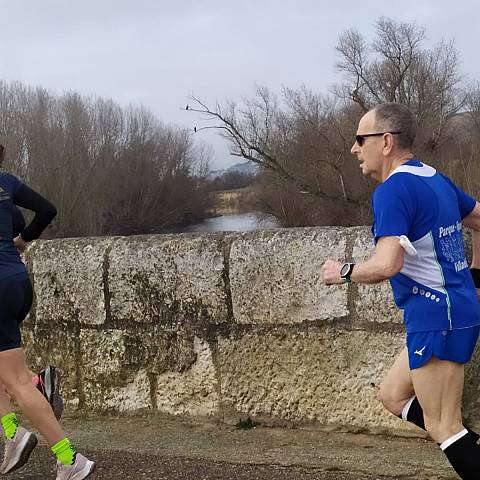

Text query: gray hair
(372, 103), (416, 150)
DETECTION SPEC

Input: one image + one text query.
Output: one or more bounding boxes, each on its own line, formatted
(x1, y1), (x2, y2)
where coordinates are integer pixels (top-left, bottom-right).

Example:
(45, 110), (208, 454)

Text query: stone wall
(21, 227), (480, 434)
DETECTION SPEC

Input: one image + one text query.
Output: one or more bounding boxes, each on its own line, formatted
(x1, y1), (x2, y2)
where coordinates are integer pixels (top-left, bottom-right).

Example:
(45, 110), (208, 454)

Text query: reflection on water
(180, 212), (281, 233)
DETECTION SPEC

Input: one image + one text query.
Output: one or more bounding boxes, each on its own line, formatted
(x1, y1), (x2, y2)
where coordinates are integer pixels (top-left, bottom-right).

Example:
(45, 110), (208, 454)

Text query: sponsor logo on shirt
(454, 259), (469, 272)
(438, 221), (462, 238)
(439, 221), (468, 272)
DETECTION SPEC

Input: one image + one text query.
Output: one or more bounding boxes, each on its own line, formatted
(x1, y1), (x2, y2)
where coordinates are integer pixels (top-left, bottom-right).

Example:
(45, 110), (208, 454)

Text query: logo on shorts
(414, 346), (426, 356)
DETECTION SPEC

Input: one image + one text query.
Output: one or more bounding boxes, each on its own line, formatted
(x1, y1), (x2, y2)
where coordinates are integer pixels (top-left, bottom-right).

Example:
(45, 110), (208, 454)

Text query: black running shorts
(0, 273), (33, 351)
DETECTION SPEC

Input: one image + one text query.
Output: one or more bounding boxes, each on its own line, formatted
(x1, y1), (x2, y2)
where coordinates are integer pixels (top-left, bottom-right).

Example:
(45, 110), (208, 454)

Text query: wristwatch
(340, 263), (355, 283)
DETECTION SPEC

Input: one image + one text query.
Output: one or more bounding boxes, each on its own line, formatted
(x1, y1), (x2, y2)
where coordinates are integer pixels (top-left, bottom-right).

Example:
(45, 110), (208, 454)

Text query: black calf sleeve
(400, 396), (480, 442)
(401, 396), (425, 430)
(442, 431), (480, 480)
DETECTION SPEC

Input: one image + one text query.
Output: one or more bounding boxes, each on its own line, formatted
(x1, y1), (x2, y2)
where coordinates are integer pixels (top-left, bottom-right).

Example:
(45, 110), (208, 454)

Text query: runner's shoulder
(374, 173), (418, 200)
(0, 171), (23, 193)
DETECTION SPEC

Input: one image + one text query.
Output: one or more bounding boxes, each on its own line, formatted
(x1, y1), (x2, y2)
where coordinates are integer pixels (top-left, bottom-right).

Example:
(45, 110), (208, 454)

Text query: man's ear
(383, 133), (394, 154)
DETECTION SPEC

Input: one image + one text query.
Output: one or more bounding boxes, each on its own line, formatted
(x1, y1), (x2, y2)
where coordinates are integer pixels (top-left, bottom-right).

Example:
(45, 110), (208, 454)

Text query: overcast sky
(0, 1), (478, 169)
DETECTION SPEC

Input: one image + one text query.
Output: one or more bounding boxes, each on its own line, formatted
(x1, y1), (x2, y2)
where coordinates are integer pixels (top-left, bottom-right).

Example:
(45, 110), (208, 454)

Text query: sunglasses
(355, 131), (401, 146)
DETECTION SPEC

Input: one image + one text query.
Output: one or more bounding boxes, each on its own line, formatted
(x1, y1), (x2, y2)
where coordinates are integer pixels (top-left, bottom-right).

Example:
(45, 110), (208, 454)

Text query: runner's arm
(322, 236), (404, 285)
(12, 206), (26, 238)
(462, 202), (480, 269)
(12, 184), (57, 242)
(350, 236), (404, 283)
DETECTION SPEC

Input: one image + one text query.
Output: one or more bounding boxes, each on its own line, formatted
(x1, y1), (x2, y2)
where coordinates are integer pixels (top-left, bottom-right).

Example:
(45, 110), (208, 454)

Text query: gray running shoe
(37, 365), (64, 420)
(56, 453), (96, 480)
(0, 427), (38, 474)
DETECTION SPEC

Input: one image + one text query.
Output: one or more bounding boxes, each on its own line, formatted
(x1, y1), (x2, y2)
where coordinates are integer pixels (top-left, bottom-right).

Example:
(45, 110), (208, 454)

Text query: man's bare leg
(412, 357), (479, 479)
(378, 347), (415, 416)
(411, 357), (464, 442)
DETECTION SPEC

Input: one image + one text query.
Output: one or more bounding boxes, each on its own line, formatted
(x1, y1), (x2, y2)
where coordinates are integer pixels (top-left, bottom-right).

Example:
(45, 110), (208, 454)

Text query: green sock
(51, 438), (77, 466)
(1, 413), (19, 440)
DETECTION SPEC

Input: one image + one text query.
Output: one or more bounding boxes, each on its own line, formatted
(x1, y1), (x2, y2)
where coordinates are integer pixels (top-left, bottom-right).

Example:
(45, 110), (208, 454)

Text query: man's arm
(322, 236), (405, 285)
(461, 202), (480, 269)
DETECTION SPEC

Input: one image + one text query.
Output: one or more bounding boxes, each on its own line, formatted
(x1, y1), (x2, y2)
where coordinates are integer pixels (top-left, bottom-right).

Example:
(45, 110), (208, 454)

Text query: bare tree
(186, 17), (474, 227)
(335, 17), (465, 159)
(186, 87), (362, 207)
(0, 81), (212, 238)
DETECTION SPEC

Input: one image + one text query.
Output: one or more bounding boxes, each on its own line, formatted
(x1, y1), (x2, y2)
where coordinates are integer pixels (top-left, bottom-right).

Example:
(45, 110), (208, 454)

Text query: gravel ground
(3, 447), (416, 480)
(1, 414), (459, 480)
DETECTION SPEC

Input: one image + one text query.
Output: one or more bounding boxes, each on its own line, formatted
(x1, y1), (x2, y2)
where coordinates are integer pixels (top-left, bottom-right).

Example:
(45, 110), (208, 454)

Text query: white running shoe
(0, 426), (38, 474)
(56, 453), (96, 480)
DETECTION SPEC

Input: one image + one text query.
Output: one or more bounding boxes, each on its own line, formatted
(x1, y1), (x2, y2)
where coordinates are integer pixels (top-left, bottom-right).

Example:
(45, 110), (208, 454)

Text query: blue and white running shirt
(372, 159), (480, 333)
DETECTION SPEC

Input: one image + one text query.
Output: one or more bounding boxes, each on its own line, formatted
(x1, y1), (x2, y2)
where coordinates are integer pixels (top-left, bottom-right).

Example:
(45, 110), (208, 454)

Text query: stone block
(108, 235), (228, 324)
(218, 328), (409, 431)
(30, 238), (113, 326)
(229, 228), (349, 324)
(79, 329), (151, 412)
(156, 336), (220, 416)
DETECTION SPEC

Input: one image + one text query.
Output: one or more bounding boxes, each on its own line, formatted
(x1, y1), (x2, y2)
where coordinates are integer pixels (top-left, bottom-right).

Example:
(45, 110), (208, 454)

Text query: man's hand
(322, 259), (345, 285)
(13, 235), (28, 254)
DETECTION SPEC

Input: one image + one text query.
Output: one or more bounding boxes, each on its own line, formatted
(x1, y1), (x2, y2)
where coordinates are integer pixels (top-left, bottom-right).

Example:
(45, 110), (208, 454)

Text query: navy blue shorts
(0, 273), (33, 352)
(406, 327), (480, 370)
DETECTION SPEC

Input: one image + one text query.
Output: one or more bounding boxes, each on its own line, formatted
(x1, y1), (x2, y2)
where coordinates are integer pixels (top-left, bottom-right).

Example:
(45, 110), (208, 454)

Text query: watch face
(340, 263), (350, 277)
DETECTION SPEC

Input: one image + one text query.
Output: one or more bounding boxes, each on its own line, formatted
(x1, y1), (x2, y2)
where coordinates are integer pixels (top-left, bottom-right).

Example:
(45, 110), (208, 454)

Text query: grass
(234, 417), (261, 430)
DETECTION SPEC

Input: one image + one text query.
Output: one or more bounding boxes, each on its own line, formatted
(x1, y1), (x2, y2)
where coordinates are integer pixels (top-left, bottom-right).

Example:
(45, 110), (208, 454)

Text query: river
(176, 212), (281, 233)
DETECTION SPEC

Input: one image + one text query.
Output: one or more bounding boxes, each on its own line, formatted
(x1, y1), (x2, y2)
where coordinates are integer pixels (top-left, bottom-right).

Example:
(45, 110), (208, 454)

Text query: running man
(322, 102), (480, 479)
(0, 145), (95, 478)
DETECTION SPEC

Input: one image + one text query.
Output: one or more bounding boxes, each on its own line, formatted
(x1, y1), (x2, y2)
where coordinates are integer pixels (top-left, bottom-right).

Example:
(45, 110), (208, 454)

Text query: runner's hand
(322, 259), (344, 285)
(13, 235), (28, 254)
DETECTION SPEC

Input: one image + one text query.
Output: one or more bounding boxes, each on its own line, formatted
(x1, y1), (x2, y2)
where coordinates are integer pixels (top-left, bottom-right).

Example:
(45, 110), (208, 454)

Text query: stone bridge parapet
(22, 228), (480, 435)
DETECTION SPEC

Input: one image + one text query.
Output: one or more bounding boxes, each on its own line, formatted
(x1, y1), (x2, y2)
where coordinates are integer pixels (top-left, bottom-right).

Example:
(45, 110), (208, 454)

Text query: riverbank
(211, 187), (258, 215)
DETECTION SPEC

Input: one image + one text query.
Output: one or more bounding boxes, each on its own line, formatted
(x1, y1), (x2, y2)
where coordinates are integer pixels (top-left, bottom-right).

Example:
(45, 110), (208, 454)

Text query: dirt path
(3, 414), (458, 479)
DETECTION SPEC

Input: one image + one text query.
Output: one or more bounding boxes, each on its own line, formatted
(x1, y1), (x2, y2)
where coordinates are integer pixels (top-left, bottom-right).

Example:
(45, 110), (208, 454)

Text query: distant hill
(208, 161), (258, 179)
